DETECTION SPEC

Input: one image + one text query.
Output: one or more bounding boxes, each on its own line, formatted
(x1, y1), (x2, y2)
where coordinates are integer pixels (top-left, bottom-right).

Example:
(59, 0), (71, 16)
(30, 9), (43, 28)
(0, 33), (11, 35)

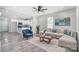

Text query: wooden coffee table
(39, 35), (52, 44)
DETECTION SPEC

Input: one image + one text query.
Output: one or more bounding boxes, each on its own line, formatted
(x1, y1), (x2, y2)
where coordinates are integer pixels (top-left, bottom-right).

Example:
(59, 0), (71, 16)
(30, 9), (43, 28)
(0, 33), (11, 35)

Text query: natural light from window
(47, 17), (54, 29)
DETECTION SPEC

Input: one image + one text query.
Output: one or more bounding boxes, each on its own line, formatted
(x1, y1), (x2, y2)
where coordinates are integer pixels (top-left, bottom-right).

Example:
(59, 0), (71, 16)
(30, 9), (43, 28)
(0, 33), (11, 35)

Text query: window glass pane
(47, 17), (54, 29)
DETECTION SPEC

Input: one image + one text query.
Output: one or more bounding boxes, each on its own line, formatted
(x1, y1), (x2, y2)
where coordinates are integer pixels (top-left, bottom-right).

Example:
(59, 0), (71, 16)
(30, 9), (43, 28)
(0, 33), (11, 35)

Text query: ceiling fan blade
(40, 10), (45, 13)
(42, 8), (47, 10)
(38, 6), (42, 9)
(40, 9), (47, 12)
(33, 6), (47, 13)
(33, 7), (37, 9)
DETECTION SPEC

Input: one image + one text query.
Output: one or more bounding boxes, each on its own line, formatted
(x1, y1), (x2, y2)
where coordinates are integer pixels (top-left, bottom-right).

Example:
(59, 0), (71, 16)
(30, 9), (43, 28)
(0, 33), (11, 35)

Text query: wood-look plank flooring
(1, 32), (46, 52)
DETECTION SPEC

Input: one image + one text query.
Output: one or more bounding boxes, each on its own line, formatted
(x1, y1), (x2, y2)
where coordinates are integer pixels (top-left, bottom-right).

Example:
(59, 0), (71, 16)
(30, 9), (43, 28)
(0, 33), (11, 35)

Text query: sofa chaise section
(59, 35), (77, 50)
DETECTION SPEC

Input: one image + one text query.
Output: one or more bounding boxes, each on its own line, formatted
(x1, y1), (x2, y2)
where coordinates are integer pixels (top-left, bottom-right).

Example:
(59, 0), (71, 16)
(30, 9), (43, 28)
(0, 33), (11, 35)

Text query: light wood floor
(0, 32), (76, 52)
(0, 32), (46, 52)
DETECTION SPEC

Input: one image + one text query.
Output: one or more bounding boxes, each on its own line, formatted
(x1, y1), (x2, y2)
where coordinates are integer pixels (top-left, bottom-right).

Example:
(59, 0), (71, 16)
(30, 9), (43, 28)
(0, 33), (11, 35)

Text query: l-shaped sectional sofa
(41, 29), (79, 51)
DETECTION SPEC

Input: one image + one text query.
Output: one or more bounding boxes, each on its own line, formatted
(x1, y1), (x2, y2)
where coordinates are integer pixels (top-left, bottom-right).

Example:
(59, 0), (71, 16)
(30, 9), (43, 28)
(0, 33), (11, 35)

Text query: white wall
(53, 8), (76, 30)
(32, 15), (37, 33)
(0, 17), (9, 32)
(37, 15), (47, 31)
(37, 8), (76, 31)
(76, 7), (79, 42)
(77, 7), (79, 31)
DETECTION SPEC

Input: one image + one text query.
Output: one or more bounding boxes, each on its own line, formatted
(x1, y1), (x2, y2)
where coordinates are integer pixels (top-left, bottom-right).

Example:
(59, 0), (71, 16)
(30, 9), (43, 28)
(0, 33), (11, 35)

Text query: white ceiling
(0, 6), (76, 19)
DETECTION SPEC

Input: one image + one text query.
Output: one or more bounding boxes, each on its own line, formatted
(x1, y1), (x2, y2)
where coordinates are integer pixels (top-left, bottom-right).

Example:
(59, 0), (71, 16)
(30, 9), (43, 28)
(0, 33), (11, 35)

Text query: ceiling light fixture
(33, 6), (47, 13)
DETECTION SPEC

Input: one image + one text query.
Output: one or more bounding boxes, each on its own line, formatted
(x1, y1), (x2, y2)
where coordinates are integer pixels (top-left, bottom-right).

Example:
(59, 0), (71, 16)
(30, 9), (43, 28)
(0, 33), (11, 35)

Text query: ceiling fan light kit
(33, 6), (47, 13)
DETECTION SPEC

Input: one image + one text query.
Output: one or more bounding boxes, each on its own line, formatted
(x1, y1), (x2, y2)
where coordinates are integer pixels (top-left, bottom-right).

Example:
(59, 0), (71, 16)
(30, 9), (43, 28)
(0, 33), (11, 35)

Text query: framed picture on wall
(55, 17), (70, 26)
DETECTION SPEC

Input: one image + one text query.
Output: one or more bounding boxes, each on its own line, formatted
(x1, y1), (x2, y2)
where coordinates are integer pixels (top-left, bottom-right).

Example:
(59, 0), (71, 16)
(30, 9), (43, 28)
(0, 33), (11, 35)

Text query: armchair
(22, 29), (33, 39)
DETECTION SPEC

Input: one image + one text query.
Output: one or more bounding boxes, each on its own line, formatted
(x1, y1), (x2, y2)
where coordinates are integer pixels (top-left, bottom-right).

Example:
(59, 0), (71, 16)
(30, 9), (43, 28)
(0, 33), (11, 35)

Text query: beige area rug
(27, 37), (66, 52)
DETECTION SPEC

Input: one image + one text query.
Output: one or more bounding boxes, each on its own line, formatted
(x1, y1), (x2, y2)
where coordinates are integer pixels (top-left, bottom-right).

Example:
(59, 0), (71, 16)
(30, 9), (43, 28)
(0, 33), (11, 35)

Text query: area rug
(1, 32), (46, 52)
(27, 37), (66, 52)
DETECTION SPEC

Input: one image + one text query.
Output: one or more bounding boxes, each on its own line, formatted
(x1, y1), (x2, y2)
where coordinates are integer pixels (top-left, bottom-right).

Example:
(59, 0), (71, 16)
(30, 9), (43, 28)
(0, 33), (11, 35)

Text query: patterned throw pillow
(64, 30), (68, 35)
(64, 30), (71, 36)
(68, 31), (71, 36)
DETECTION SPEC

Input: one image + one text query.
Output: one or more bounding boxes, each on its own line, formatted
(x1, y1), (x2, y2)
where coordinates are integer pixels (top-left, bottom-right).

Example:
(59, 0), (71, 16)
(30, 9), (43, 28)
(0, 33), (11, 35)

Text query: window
(47, 17), (54, 29)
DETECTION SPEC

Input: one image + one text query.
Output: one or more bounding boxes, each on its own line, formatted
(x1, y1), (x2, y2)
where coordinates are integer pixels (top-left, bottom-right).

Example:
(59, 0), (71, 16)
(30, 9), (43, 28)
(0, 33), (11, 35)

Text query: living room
(0, 6), (79, 52)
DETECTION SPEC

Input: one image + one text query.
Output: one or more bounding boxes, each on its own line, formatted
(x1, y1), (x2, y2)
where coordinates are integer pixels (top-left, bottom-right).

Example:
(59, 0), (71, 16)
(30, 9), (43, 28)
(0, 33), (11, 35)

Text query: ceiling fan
(33, 6), (47, 13)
